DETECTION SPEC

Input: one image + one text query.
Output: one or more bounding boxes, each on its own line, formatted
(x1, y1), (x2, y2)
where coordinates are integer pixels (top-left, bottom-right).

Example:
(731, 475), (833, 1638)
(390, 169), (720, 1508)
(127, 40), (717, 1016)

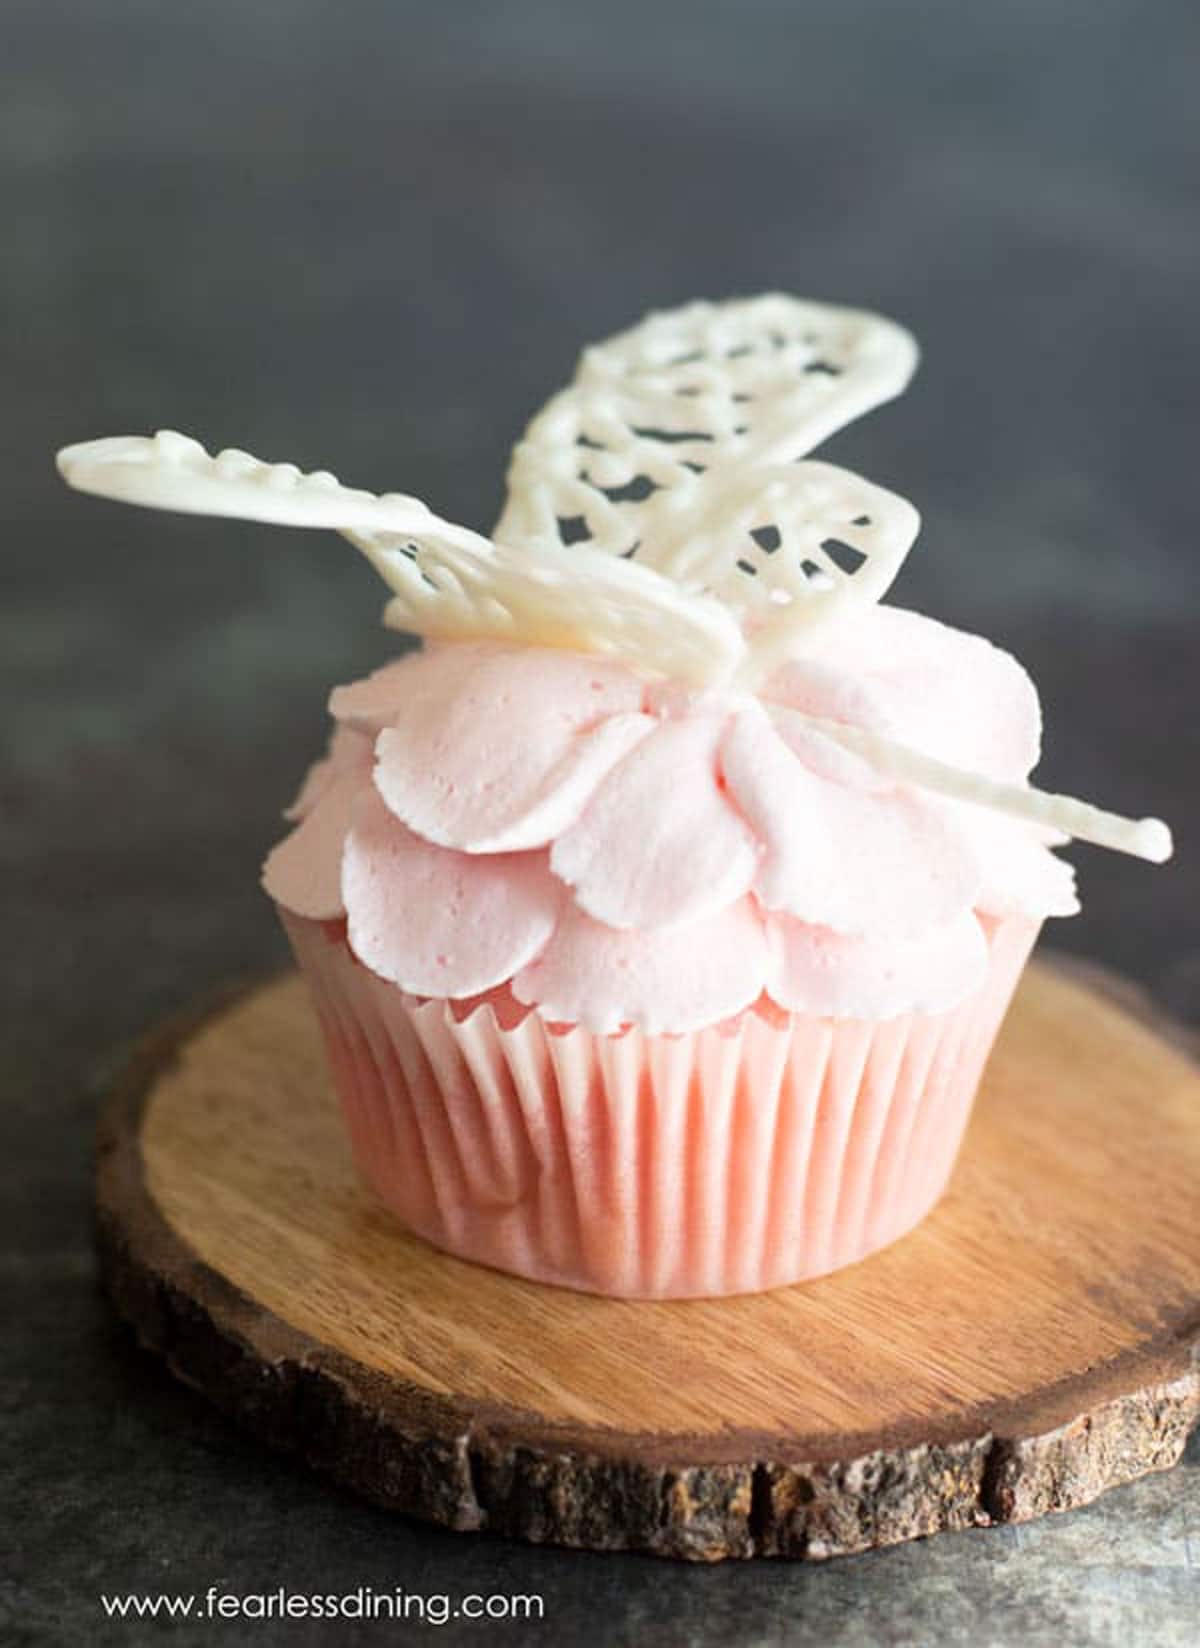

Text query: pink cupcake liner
(281, 911), (1038, 1298)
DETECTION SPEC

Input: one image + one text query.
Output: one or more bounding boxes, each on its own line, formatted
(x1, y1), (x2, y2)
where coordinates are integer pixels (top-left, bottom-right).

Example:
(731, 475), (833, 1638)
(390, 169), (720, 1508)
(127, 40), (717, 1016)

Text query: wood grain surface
(95, 959), (1200, 1561)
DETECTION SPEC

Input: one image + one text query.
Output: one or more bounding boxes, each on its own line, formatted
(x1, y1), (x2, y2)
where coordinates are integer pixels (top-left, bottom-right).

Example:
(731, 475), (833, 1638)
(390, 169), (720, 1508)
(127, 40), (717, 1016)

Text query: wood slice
(95, 959), (1200, 1562)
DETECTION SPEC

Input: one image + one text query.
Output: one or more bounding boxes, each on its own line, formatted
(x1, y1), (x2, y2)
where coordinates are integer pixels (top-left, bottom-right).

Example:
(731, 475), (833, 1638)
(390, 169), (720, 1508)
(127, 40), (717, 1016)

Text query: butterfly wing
(55, 431), (445, 534)
(367, 531), (743, 686)
(495, 294), (918, 556)
(493, 296), (920, 674)
(56, 431), (744, 685)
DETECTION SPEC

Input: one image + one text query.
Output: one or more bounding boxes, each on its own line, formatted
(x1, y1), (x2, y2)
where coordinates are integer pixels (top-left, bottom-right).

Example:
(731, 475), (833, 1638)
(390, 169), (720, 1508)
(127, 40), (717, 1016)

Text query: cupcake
(56, 294), (1172, 1298)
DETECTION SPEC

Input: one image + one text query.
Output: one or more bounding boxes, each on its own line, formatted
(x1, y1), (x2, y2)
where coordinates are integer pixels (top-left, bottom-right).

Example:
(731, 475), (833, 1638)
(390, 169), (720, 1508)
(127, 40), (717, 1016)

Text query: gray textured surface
(2, 2), (1198, 1643)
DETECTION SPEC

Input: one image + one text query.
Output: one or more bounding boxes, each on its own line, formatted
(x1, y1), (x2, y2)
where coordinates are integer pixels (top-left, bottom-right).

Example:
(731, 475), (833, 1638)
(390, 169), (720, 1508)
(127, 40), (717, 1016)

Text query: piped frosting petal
(513, 896), (770, 1034)
(376, 709), (655, 854)
(263, 764), (365, 919)
(720, 703), (982, 936)
(550, 713), (760, 930)
(356, 642), (647, 852)
(327, 654), (426, 734)
(766, 909), (989, 1018)
(765, 604), (1042, 781)
(283, 724), (374, 821)
(342, 786), (562, 997)
(962, 808), (1080, 918)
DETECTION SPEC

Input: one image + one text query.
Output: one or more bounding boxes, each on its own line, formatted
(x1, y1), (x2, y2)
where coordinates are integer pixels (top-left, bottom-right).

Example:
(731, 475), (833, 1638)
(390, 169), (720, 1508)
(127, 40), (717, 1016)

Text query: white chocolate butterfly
(55, 295), (1172, 864)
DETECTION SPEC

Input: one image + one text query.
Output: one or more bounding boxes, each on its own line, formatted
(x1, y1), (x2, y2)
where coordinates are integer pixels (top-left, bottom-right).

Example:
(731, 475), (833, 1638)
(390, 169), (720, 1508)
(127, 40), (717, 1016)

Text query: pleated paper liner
(282, 911), (1038, 1298)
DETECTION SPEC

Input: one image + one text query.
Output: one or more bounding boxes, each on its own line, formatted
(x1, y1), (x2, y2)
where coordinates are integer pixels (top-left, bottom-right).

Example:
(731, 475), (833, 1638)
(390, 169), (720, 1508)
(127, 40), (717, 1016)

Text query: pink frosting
(263, 609), (1077, 1030)
(513, 897), (770, 1035)
(764, 606), (1043, 780)
(720, 704), (982, 937)
(342, 787), (563, 997)
(550, 713), (759, 930)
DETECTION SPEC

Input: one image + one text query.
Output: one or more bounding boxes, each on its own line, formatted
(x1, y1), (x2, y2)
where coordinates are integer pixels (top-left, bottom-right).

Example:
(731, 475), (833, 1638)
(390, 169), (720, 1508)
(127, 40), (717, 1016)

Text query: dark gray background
(3, 2), (1198, 1643)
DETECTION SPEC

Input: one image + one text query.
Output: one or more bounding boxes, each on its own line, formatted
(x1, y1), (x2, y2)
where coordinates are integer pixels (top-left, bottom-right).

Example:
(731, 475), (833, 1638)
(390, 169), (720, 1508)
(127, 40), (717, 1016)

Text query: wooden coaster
(96, 959), (1200, 1562)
